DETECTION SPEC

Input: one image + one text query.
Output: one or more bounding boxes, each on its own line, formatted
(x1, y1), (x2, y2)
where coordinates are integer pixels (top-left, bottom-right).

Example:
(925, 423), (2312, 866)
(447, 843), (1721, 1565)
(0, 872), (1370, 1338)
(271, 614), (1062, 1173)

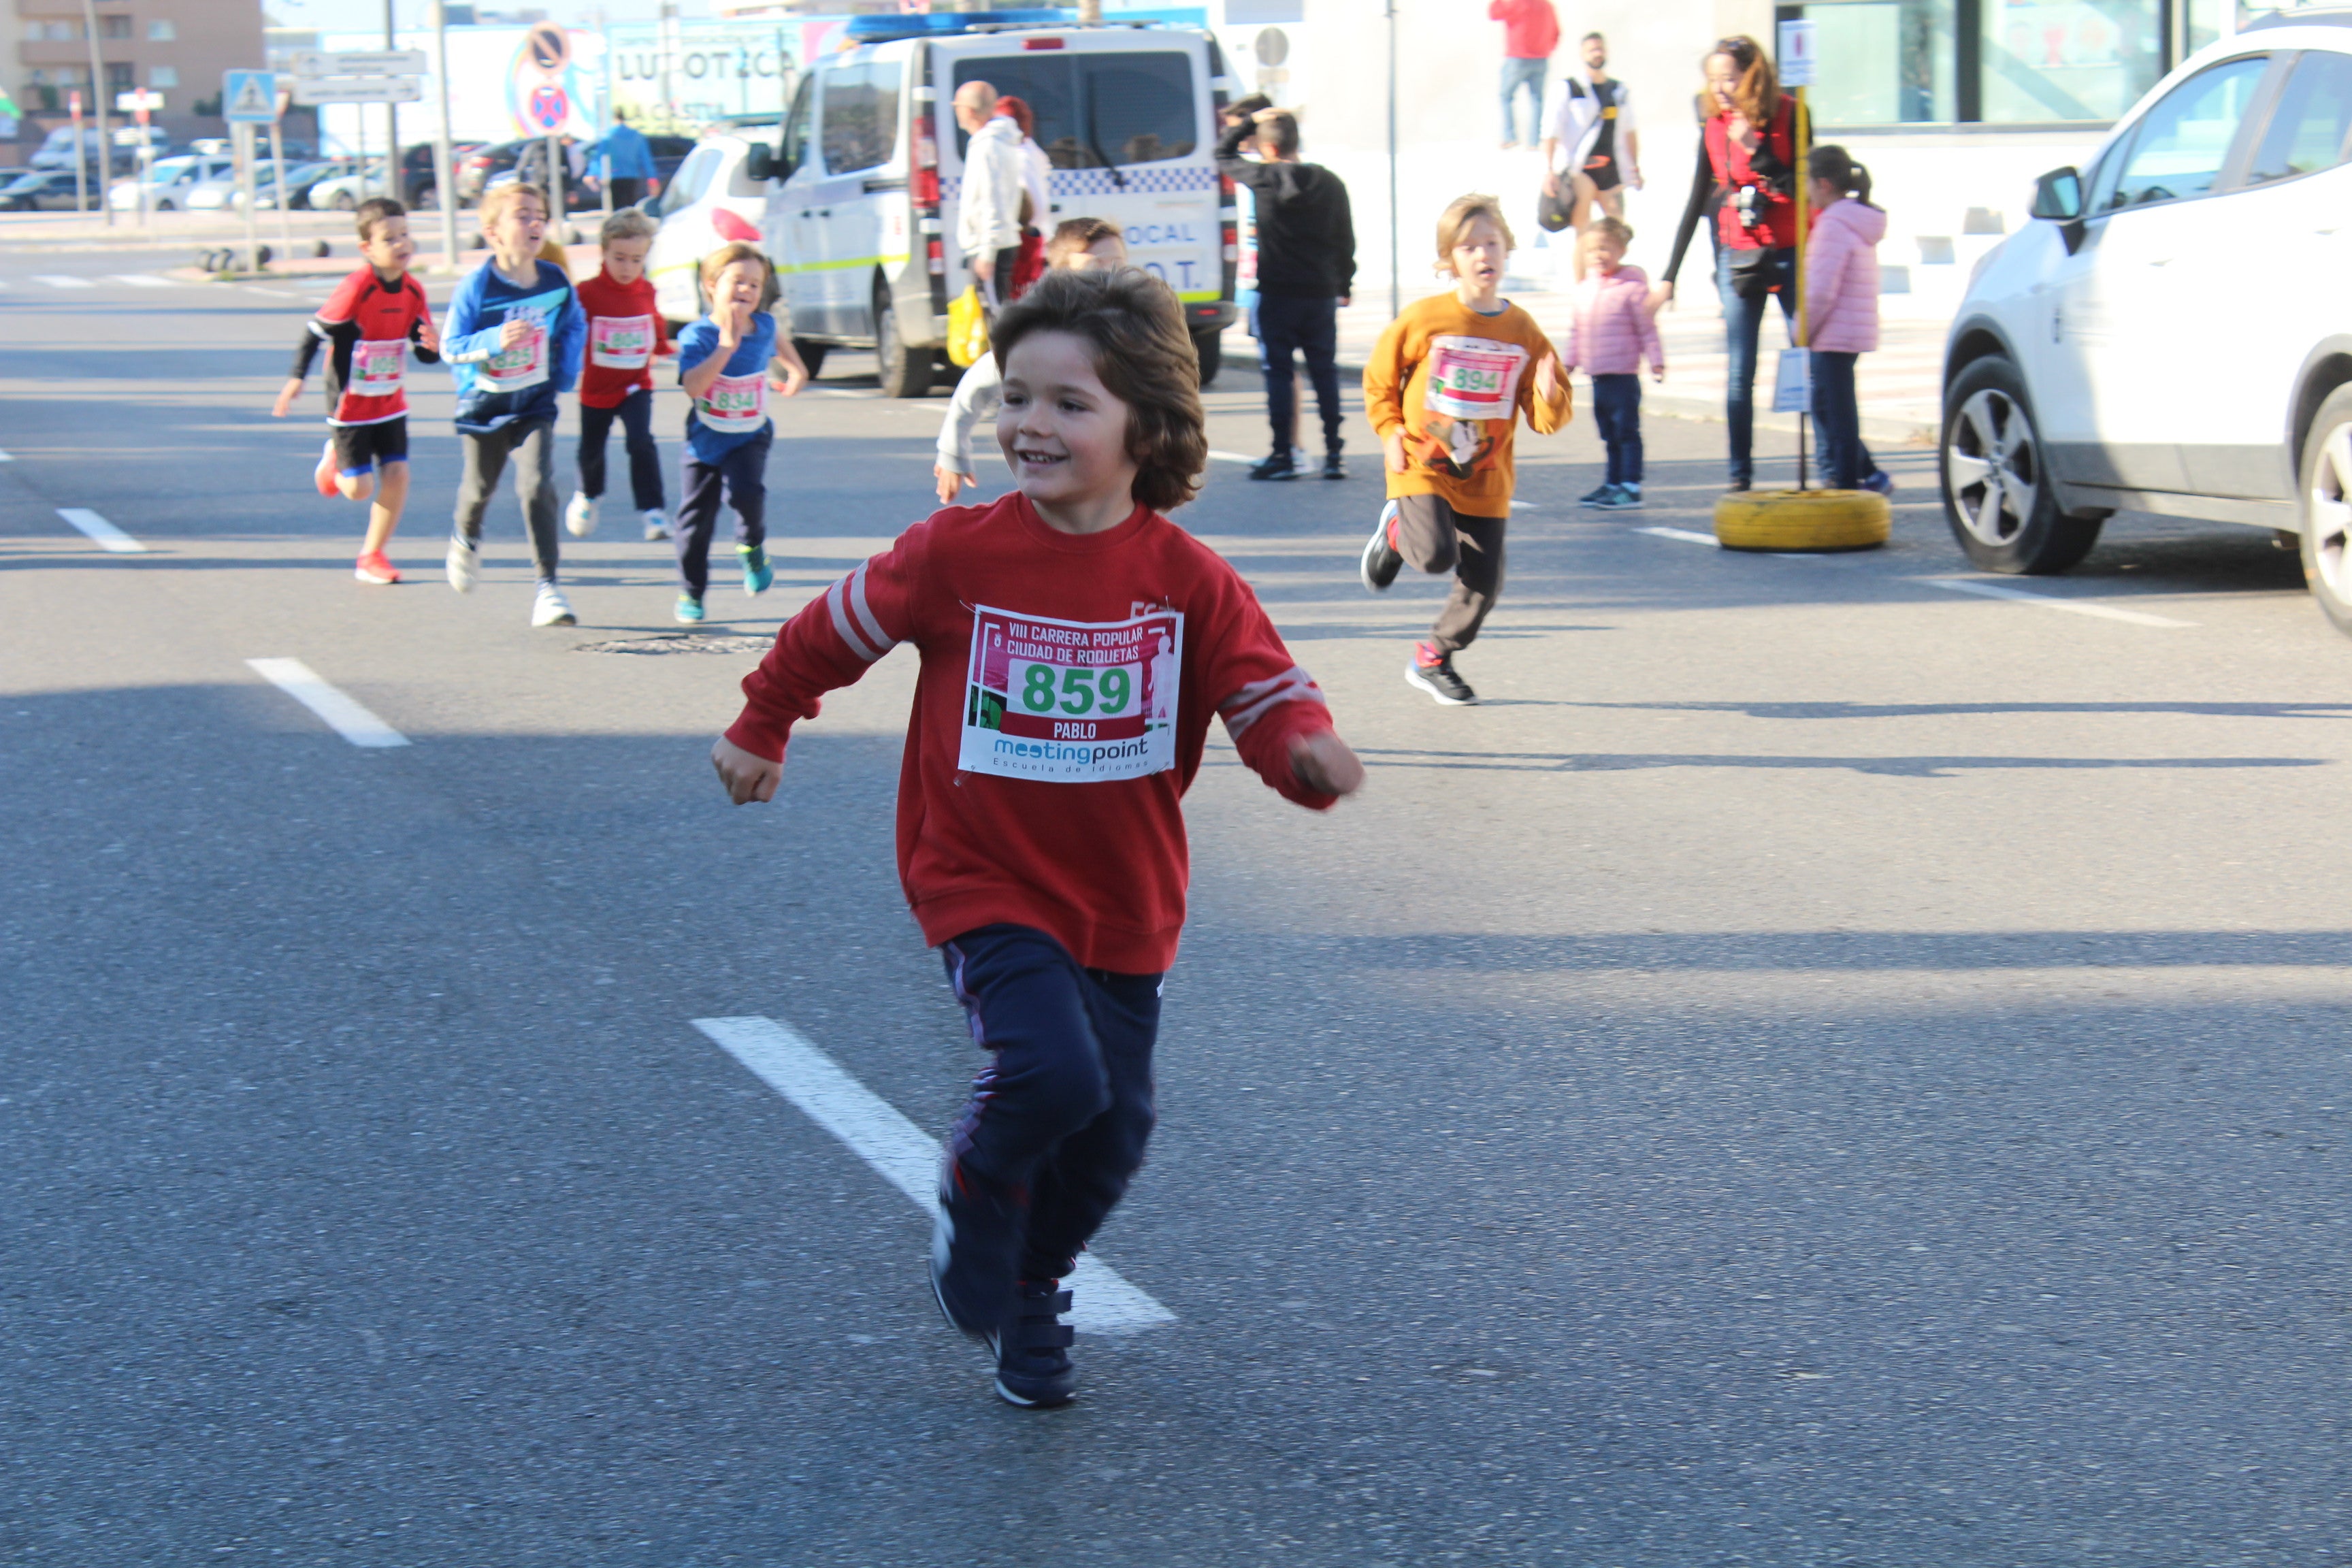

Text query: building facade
(8, 0), (261, 150)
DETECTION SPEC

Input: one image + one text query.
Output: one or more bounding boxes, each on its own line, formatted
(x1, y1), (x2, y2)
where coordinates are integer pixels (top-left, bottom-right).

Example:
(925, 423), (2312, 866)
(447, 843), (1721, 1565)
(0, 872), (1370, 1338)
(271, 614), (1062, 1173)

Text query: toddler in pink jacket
(1560, 217), (1664, 510)
(1803, 145), (1893, 495)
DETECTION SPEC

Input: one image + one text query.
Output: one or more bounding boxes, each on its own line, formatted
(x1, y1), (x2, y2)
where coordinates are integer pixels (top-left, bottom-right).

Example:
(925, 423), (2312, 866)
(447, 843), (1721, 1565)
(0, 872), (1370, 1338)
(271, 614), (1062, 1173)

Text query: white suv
(1941, 12), (2352, 634)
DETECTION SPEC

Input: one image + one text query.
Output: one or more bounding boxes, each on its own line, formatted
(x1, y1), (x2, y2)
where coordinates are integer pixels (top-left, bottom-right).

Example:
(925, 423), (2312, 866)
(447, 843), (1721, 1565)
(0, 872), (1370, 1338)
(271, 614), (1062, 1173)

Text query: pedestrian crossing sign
(223, 69), (278, 124)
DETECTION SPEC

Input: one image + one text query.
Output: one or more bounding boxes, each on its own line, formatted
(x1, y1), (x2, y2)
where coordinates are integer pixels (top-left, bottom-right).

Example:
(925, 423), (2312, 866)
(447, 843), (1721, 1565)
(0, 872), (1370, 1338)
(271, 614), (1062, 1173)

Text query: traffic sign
(291, 76), (423, 106)
(1777, 19), (1818, 86)
(115, 89), (164, 114)
(290, 49), (427, 79)
(223, 69), (278, 122)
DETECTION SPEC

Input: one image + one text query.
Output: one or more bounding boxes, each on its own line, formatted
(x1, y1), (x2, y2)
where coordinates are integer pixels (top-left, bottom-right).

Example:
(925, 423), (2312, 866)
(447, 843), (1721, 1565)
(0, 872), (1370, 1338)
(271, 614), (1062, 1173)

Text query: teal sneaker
(674, 593), (704, 624)
(739, 543), (773, 597)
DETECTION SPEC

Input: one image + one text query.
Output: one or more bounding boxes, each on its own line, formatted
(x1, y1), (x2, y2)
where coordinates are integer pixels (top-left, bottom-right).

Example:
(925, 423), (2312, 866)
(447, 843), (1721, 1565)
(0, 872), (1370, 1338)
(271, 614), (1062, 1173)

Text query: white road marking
(1637, 525), (1720, 547)
(1205, 450), (1258, 463)
(55, 507), (146, 553)
(31, 275), (95, 289)
(244, 658), (410, 747)
(242, 286), (304, 299)
(1921, 577), (2198, 628)
(0, 450), (13, 462)
(1509, 501), (1535, 511)
(108, 272), (174, 288)
(695, 1015), (1177, 1336)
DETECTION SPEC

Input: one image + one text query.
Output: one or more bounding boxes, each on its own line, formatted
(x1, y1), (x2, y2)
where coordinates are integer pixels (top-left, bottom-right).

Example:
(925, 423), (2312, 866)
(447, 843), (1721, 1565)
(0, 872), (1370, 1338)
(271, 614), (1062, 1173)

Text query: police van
(745, 10), (1239, 396)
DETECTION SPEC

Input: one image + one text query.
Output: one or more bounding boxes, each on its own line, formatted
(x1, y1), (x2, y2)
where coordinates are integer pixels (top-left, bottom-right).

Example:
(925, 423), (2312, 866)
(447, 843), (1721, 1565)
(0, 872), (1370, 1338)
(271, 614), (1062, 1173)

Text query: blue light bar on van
(842, 10), (1076, 46)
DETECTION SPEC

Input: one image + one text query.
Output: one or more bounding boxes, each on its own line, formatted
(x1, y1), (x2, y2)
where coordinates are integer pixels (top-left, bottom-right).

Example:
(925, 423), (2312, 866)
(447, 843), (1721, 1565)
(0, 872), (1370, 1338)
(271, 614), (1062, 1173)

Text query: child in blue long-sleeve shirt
(439, 181), (585, 627)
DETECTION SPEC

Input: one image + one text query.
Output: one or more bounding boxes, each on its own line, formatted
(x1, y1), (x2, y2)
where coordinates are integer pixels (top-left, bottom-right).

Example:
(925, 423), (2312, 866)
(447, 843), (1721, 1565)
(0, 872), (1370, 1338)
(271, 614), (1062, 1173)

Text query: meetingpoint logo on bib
(958, 605), (1183, 783)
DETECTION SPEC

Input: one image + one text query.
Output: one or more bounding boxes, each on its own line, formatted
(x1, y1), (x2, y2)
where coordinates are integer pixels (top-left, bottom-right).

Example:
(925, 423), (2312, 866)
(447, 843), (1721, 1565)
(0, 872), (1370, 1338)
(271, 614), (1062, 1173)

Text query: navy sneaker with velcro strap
(987, 1279), (1077, 1408)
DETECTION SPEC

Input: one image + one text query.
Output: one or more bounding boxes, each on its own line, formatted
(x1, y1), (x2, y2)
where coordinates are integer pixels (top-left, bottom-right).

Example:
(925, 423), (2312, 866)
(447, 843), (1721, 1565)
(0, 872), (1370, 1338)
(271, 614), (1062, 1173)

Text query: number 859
(1019, 664), (1132, 716)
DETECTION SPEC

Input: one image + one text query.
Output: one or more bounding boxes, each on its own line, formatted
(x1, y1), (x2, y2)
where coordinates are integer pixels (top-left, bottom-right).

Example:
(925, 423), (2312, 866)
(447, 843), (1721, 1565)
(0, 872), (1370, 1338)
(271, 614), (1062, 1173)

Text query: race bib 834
(958, 605), (1183, 783)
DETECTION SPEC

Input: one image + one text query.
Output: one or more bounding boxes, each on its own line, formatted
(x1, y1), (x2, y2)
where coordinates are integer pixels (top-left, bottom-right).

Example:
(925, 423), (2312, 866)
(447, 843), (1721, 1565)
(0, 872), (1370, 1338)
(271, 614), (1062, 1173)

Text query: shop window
(1980, 0), (2164, 122)
(148, 20), (176, 39)
(150, 65), (176, 88)
(105, 63), (135, 91)
(100, 14), (133, 38)
(1802, 0), (1957, 122)
(2247, 50), (2352, 184)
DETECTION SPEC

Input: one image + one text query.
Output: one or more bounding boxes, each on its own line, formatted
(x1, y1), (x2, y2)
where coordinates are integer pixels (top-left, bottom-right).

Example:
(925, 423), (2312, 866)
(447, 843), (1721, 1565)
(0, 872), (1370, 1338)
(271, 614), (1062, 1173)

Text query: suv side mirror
(745, 143), (776, 183)
(2030, 165), (2084, 221)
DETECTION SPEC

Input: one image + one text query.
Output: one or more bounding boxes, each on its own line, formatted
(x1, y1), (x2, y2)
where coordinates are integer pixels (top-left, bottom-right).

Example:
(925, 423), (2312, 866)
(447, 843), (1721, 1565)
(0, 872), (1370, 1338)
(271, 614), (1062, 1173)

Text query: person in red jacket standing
(710, 267), (1364, 1409)
(566, 208), (676, 542)
(1490, 0), (1561, 148)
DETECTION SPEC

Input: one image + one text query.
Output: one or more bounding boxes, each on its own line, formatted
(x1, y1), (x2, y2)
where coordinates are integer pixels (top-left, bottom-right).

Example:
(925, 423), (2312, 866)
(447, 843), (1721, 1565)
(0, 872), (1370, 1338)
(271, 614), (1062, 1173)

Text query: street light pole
(1386, 0), (1398, 318)
(431, 0), (459, 267)
(384, 0), (400, 206)
(76, 0), (112, 226)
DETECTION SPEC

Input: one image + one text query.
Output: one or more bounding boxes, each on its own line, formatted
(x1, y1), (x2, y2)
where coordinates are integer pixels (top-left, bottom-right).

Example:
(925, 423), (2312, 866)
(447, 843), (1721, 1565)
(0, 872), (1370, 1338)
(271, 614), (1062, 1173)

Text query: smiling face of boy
(996, 328), (1140, 532)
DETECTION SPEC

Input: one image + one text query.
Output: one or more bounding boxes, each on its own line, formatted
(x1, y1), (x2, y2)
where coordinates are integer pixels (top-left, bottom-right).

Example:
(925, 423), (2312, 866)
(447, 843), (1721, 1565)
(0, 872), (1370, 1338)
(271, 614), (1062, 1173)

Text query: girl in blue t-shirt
(672, 244), (809, 623)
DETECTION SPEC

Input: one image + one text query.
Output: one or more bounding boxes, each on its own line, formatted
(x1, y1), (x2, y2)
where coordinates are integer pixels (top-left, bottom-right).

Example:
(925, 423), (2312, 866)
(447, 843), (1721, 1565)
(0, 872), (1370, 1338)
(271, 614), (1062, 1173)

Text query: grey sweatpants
(1392, 493), (1507, 653)
(453, 418), (561, 583)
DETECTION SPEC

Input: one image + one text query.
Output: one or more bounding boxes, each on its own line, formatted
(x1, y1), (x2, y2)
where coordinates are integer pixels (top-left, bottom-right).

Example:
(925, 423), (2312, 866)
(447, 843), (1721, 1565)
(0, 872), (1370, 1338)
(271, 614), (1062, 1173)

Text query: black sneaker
(1726, 477), (1753, 493)
(1360, 500), (1403, 593)
(1247, 452), (1298, 482)
(987, 1279), (1077, 1408)
(1405, 649), (1478, 706)
(930, 1156), (1024, 1339)
(1576, 483), (1614, 506)
(1322, 451), (1347, 480)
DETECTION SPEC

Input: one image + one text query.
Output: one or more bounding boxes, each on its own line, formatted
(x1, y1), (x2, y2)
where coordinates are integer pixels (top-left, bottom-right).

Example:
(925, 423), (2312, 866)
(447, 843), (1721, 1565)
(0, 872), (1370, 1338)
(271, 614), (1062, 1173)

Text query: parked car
(745, 13), (1237, 396)
(459, 133), (694, 208)
(305, 160), (393, 212)
(0, 169), (90, 211)
(106, 154), (233, 211)
(1944, 12), (2352, 636)
(643, 127), (778, 326)
(399, 140), (483, 210)
(245, 161), (344, 211)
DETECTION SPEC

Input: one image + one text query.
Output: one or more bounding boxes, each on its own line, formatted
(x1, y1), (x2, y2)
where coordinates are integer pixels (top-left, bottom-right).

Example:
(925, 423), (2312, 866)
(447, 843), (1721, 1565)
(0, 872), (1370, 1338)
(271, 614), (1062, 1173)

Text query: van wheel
(1190, 327), (1222, 387)
(1939, 355), (2102, 574)
(2295, 384), (2352, 638)
(794, 339), (829, 380)
(875, 284), (932, 398)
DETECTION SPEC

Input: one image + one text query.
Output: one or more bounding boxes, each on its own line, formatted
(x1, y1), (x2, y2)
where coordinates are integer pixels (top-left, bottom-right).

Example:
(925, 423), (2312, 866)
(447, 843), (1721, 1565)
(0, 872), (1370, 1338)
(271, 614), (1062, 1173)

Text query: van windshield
(951, 50), (1195, 169)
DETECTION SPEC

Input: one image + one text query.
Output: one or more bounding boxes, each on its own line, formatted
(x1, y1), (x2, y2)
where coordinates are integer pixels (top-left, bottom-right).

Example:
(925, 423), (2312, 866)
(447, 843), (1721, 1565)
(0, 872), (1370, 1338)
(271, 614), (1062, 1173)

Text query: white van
(747, 12), (1239, 396)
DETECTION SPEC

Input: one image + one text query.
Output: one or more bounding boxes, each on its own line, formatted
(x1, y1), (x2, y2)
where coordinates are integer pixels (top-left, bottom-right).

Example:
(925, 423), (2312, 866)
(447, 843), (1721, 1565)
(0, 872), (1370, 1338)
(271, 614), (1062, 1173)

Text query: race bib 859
(958, 605), (1183, 783)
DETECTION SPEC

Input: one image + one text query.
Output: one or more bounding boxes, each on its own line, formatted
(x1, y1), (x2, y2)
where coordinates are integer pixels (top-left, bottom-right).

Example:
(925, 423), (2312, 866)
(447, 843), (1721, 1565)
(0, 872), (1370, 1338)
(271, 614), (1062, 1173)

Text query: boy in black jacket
(1215, 109), (1356, 481)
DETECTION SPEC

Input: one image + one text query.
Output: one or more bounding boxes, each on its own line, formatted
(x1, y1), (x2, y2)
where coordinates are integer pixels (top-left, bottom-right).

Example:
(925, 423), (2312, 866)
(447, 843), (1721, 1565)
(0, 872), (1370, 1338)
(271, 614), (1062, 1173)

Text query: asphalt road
(5, 245), (2352, 1568)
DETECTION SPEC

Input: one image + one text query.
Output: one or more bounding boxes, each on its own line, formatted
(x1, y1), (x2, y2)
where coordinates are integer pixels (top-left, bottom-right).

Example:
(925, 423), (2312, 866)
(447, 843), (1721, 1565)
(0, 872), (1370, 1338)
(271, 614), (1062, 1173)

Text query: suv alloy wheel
(1939, 354), (2104, 574)
(2295, 383), (2352, 638)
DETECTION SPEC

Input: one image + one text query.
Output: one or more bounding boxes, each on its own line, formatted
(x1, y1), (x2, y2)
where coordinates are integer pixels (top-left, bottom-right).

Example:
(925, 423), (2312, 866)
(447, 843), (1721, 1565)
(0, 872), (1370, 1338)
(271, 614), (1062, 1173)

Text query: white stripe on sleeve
(1218, 666), (1327, 738)
(847, 558), (895, 654)
(826, 575), (885, 663)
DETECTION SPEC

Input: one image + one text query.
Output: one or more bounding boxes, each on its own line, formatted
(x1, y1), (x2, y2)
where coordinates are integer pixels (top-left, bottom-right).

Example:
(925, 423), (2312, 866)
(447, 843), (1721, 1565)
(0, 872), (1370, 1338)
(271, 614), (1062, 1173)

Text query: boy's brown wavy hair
(990, 267), (1207, 513)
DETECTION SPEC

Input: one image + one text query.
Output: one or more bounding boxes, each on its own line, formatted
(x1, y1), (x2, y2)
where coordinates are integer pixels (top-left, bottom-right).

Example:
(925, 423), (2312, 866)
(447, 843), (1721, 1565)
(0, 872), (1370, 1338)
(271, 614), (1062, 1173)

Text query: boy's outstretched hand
(711, 736), (783, 804)
(1289, 729), (1365, 798)
(270, 377), (304, 417)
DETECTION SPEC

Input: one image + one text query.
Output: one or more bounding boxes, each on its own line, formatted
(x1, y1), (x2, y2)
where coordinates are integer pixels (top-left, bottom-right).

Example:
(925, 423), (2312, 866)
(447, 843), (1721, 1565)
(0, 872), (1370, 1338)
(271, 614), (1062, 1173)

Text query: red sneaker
(354, 551), (400, 585)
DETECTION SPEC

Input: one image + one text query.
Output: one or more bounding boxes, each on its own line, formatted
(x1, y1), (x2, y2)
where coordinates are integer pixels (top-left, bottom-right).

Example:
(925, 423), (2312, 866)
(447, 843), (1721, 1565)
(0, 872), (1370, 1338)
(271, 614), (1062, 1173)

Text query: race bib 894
(1422, 335), (1530, 422)
(958, 605), (1183, 783)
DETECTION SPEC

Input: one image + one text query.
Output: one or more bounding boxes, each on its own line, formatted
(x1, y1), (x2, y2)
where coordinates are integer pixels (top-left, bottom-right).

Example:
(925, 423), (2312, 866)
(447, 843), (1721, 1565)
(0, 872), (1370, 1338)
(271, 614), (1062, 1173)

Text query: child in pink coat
(1559, 216), (1664, 509)
(1803, 146), (1893, 495)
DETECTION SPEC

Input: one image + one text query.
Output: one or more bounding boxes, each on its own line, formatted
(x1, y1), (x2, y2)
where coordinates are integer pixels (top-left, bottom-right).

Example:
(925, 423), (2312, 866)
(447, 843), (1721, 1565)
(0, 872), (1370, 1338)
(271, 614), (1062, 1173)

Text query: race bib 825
(958, 605), (1183, 783)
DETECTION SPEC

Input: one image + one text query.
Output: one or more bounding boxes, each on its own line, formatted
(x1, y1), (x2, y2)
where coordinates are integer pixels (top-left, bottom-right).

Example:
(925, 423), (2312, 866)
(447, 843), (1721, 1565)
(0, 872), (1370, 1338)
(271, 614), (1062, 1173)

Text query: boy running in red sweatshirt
(566, 208), (675, 542)
(710, 267), (1363, 1409)
(272, 197), (440, 585)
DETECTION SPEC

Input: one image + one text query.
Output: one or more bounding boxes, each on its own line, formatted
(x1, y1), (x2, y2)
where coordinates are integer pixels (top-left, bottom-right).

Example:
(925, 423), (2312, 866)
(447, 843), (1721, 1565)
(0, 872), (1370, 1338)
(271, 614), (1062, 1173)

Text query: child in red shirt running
(710, 267), (1364, 1409)
(272, 197), (440, 585)
(566, 208), (676, 543)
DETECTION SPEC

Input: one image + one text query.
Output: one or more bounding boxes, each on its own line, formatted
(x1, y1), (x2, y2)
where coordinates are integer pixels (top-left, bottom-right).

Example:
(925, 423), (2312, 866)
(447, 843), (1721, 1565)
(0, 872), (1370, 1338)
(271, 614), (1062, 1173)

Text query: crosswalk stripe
(31, 275), (95, 289)
(245, 659), (410, 747)
(108, 273), (174, 288)
(56, 507), (145, 553)
(695, 1014), (1177, 1336)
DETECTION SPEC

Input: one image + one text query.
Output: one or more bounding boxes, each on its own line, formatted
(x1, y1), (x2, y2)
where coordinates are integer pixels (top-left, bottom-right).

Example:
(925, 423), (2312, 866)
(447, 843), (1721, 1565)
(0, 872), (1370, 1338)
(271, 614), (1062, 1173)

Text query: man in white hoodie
(954, 80), (1028, 309)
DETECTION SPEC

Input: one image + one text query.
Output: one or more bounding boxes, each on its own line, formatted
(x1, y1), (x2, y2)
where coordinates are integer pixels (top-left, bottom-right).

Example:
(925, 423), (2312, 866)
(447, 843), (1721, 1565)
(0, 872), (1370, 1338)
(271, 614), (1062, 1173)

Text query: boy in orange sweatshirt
(1359, 193), (1572, 706)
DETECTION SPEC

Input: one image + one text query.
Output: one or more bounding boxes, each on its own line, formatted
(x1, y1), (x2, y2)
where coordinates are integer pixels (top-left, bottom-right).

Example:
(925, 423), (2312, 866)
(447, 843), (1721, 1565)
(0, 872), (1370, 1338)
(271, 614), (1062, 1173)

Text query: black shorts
(1580, 154), (1622, 193)
(330, 416), (408, 476)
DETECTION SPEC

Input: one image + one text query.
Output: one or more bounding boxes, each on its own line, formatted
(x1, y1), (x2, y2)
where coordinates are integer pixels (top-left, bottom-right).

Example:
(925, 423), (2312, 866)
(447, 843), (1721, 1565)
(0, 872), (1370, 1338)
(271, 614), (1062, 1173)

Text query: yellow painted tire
(1713, 489), (1891, 552)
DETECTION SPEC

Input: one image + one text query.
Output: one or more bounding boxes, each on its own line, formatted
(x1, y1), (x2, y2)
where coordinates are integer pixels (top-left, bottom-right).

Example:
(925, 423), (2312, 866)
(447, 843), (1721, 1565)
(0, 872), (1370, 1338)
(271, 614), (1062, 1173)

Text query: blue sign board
(223, 70), (278, 124)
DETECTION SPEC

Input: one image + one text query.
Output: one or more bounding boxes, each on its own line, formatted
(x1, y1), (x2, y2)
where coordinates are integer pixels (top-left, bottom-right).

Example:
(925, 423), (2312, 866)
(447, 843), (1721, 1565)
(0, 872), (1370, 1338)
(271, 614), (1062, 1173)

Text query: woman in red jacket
(1658, 35), (1800, 492)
